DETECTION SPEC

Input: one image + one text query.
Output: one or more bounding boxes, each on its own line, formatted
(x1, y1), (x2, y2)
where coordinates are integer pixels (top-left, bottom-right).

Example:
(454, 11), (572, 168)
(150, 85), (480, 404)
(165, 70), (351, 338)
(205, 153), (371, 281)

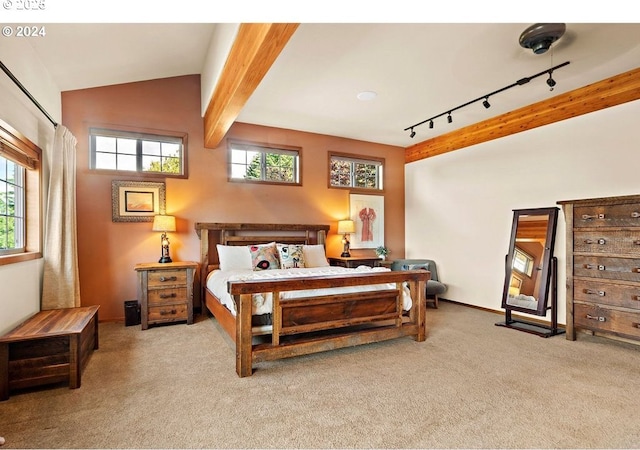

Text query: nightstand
(135, 261), (198, 330)
(328, 256), (382, 268)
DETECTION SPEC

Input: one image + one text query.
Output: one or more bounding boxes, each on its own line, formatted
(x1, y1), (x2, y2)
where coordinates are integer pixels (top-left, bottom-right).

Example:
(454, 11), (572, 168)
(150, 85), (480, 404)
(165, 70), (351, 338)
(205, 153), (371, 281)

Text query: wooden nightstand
(328, 256), (382, 268)
(135, 261), (198, 330)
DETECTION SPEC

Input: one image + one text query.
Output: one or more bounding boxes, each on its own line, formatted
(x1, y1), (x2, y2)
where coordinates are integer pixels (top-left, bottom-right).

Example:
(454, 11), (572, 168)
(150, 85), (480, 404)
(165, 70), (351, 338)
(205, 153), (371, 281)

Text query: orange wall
(62, 75), (406, 321)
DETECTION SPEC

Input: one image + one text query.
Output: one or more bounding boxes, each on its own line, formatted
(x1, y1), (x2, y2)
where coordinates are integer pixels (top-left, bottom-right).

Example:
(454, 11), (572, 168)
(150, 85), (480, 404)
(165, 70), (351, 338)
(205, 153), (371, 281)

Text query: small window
(513, 248), (534, 277)
(329, 152), (383, 191)
(0, 155), (25, 255)
(228, 140), (300, 185)
(90, 128), (186, 177)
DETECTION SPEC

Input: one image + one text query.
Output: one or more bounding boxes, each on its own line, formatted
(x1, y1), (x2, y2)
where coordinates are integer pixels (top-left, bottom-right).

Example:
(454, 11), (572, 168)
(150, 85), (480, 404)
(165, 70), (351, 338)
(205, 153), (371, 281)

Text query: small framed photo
(112, 180), (165, 222)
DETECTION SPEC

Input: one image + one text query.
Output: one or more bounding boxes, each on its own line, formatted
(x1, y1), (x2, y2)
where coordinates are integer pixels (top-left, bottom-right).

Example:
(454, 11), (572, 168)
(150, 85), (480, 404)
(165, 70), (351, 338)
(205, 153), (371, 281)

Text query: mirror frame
(501, 207), (559, 316)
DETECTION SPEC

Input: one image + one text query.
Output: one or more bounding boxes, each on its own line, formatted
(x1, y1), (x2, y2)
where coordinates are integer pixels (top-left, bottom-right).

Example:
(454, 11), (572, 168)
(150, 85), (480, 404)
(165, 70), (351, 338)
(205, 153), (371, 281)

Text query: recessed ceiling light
(357, 91), (377, 101)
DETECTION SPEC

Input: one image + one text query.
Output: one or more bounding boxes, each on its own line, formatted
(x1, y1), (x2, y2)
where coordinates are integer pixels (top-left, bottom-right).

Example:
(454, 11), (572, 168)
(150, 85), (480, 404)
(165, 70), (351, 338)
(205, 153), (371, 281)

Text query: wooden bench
(0, 305), (99, 401)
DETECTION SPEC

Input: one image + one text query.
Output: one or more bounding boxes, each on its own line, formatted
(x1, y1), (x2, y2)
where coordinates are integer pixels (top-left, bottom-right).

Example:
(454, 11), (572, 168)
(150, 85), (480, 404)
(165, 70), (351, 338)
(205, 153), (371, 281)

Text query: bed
(194, 222), (430, 377)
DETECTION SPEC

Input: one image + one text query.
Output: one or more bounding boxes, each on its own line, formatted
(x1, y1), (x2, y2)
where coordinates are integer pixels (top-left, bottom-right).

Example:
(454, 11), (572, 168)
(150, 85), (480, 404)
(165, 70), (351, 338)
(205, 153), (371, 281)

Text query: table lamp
(152, 214), (176, 263)
(337, 219), (356, 257)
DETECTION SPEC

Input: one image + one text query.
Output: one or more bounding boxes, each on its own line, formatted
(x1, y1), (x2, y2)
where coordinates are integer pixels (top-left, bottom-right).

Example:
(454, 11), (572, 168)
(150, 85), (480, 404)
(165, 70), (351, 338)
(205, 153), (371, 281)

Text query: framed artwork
(112, 180), (165, 222)
(349, 193), (384, 249)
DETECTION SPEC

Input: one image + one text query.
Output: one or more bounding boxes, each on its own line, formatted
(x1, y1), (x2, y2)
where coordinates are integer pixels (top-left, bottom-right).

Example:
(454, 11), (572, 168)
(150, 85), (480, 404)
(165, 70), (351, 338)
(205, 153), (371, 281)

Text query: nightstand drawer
(148, 270), (187, 287)
(148, 304), (188, 322)
(148, 288), (187, 306)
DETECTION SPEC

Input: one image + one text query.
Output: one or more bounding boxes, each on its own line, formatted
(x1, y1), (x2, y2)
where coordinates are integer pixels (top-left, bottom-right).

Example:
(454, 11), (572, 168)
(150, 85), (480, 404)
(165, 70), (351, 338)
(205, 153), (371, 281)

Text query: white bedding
(506, 294), (538, 309)
(206, 265), (412, 316)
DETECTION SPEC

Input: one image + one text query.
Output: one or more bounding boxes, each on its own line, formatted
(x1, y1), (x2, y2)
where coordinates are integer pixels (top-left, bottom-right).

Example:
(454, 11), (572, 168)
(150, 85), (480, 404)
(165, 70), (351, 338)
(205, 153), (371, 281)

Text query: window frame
(0, 119), (42, 266)
(328, 151), (384, 192)
(227, 139), (302, 186)
(89, 127), (188, 179)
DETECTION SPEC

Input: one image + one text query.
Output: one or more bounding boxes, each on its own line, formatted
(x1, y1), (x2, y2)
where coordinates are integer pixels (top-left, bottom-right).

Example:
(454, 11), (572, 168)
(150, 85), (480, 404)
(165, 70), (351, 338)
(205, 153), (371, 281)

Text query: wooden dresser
(558, 194), (640, 343)
(135, 261), (198, 330)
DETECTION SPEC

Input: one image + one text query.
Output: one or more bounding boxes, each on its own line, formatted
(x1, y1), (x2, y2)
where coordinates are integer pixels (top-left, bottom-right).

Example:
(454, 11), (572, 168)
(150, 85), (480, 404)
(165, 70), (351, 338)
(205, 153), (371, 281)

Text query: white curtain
(41, 125), (81, 310)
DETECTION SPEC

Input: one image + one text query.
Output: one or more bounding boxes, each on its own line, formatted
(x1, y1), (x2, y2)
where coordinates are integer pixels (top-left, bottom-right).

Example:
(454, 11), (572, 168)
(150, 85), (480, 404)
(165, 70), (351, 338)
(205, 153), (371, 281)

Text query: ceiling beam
(405, 67), (640, 163)
(203, 23), (299, 149)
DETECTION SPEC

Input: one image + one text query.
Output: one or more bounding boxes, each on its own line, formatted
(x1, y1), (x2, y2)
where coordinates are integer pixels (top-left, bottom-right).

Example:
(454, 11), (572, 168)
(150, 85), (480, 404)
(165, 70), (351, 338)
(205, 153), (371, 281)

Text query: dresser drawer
(574, 230), (640, 255)
(574, 303), (640, 340)
(574, 256), (640, 282)
(148, 270), (187, 288)
(148, 304), (188, 322)
(148, 288), (187, 306)
(574, 203), (640, 228)
(574, 279), (640, 309)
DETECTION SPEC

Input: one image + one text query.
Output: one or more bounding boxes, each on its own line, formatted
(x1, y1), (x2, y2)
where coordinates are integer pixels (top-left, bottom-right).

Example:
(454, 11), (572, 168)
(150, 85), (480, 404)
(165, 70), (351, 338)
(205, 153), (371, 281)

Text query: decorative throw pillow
(303, 244), (329, 267)
(217, 245), (252, 271)
(403, 263), (431, 271)
(277, 244), (306, 269)
(248, 242), (280, 271)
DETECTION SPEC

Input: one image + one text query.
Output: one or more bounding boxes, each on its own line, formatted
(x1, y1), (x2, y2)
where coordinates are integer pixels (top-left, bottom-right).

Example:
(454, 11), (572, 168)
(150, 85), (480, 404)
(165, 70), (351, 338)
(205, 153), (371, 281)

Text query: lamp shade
(337, 220), (355, 234)
(152, 215), (176, 232)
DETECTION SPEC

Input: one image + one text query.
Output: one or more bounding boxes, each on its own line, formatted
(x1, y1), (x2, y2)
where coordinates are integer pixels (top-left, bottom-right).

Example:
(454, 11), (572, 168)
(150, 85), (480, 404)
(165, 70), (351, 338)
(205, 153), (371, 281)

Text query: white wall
(200, 23), (240, 116)
(0, 40), (60, 334)
(405, 99), (640, 324)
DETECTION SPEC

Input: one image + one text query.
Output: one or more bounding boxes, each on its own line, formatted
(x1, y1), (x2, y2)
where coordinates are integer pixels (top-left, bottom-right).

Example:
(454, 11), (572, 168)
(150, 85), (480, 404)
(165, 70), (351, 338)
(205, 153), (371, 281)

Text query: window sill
(0, 251), (42, 267)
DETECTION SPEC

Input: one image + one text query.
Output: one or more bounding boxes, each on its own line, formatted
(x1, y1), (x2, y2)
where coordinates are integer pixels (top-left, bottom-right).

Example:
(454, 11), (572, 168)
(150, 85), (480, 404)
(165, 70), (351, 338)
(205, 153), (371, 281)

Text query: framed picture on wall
(112, 180), (166, 222)
(349, 193), (384, 249)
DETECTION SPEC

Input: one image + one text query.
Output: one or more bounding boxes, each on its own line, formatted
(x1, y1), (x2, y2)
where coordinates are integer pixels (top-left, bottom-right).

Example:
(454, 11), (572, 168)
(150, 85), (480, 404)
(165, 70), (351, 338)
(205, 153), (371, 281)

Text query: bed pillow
(217, 245), (252, 271)
(248, 242), (280, 271)
(277, 244), (306, 269)
(303, 244), (329, 267)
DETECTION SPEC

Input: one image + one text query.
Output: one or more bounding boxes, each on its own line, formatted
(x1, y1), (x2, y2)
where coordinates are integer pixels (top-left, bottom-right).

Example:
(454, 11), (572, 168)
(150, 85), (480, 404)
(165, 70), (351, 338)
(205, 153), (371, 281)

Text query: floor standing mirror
(496, 207), (565, 337)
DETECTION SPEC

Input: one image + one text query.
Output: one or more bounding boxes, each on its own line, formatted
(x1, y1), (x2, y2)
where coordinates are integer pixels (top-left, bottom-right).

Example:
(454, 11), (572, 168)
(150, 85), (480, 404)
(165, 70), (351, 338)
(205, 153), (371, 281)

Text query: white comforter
(206, 266), (412, 316)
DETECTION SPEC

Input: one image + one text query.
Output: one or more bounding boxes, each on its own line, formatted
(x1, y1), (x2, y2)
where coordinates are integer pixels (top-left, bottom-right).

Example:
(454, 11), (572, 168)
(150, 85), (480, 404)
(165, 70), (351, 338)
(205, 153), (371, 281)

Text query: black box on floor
(124, 300), (141, 326)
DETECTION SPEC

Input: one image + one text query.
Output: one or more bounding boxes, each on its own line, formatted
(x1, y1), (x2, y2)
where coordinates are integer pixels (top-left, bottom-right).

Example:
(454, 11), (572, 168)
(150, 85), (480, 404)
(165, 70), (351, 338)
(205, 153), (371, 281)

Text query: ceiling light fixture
(357, 91), (377, 101)
(410, 128), (416, 138)
(519, 23), (566, 55)
(404, 61), (570, 138)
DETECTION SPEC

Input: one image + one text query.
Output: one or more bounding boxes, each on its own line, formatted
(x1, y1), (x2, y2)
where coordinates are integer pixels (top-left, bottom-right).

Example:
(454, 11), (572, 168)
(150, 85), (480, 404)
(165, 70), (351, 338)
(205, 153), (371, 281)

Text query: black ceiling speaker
(519, 23), (566, 55)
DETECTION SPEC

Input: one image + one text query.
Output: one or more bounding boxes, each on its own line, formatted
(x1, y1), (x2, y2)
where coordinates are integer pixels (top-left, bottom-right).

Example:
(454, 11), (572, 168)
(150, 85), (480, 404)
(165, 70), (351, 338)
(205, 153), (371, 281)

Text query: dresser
(328, 256), (382, 268)
(135, 261), (198, 330)
(558, 194), (640, 343)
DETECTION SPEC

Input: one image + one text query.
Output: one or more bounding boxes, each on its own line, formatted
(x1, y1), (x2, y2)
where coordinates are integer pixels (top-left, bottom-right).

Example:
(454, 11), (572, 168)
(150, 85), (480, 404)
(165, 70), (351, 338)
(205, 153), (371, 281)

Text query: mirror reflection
(501, 207), (559, 316)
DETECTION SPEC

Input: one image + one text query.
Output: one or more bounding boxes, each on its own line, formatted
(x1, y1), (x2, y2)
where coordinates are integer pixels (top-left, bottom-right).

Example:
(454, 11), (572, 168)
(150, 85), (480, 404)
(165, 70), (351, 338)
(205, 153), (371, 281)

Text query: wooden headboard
(194, 222), (330, 299)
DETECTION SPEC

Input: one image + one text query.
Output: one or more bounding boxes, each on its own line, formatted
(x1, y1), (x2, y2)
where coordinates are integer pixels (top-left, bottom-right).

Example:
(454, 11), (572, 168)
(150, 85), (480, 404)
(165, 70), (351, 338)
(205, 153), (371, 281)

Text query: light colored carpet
(1, 301), (640, 449)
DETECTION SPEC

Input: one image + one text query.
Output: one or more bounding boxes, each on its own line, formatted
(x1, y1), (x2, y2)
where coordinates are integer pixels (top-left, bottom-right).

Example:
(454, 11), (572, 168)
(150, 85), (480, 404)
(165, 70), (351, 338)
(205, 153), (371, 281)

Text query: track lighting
(546, 71), (556, 91)
(404, 61), (570, 138)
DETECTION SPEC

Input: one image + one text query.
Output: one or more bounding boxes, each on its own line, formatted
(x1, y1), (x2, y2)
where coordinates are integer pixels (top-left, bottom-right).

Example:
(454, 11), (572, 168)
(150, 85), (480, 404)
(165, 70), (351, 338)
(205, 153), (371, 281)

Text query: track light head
(482, 98), (491, 109)
(447, 113), (453, 124)
(409, 128), (416, 138)
(546, 72), (556, 90)
(429, 120), (434, 129)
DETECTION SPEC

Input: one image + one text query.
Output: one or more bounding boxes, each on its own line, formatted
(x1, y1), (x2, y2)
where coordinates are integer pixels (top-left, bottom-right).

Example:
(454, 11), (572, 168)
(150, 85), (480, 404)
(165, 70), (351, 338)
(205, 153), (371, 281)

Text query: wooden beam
(203, 23), (299, 149)
(405, 67), (640, 163)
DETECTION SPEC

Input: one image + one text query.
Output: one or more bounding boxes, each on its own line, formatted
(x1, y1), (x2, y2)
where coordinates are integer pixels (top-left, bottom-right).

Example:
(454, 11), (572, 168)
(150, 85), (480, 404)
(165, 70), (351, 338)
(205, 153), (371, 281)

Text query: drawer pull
(581, 214), (605, 220)
(633, 323), (640, 329)
(159, 276), (177, 282)
(633, 295), (640, 301)
(584, 238), (606, 245)
(159, 293), (177, 299)
(586, 314), (606, 322)
(583, 264), (605, 270)
(160, 309), (178, 316)
(631, 212), (640, 218)
(634, 240), (640, 245)
(584, 289), (605, 297)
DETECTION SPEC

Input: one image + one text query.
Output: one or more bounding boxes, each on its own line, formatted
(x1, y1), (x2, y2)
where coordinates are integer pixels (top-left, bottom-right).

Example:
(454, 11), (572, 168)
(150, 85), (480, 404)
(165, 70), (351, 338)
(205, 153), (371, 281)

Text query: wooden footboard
(229, 270), (428, 377)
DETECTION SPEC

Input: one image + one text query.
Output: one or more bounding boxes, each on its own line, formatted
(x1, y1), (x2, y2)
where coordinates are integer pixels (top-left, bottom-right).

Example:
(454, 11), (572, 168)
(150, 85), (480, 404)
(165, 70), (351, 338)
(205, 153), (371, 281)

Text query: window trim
(0, 118), (42, 266)
(328, 151), (385, 193)
(227, 139), (302, 186)
(89, 126), (188, 179)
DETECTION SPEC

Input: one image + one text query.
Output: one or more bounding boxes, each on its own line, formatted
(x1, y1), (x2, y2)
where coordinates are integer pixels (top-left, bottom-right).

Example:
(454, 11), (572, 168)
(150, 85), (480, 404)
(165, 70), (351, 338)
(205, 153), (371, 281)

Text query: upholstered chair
(390, 259), (447, 308)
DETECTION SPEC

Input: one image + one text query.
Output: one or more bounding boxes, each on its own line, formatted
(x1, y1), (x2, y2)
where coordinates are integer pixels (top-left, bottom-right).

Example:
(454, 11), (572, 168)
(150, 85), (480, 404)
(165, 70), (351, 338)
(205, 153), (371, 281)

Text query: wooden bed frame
(194, 222), (430, 377)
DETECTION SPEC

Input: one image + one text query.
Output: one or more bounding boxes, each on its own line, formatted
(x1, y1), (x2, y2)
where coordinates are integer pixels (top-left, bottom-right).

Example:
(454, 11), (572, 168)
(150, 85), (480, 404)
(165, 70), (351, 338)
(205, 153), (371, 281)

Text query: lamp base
(340, 251), (351, 257)
(158, 256), (173, 263)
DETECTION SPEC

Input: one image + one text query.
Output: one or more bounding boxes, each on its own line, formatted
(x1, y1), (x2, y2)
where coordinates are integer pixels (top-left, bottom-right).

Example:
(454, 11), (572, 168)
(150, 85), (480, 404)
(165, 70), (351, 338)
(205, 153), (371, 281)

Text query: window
(329, 152), (383, 191)
(0, 119), (41, 265)
(90, 128), (187, 177)
(228, 140), (300, 185)
(512, 248), (534, 277)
